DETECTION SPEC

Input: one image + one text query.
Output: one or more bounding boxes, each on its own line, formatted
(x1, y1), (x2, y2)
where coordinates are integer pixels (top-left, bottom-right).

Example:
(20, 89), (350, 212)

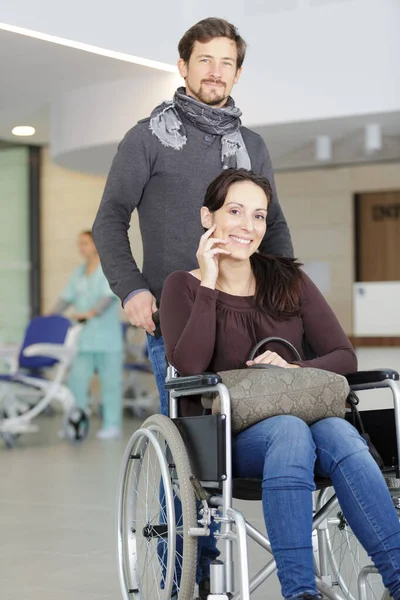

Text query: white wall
(275, 160), (400, 334)
(1, 0), (399, 126)
(355, 348), (400, 411)
(40, 148), (143, 312)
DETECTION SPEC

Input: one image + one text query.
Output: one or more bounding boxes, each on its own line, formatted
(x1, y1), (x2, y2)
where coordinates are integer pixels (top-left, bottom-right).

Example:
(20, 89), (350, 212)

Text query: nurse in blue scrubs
(53, 231), (123, 439)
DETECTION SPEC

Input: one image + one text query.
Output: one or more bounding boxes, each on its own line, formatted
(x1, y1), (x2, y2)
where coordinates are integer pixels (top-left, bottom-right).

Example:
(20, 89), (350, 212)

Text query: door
(355, 191), (400, 282)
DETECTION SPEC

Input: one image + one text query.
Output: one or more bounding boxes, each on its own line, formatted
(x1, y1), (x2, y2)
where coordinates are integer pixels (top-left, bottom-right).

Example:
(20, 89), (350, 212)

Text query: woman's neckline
(84, 262), (100, 277)
(188, 271), (255, 300)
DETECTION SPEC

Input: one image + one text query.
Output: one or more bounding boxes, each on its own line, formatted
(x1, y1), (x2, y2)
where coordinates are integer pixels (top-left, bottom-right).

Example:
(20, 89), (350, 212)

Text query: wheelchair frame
(117, 366), (400, 600)
(0, 321), (84, 446)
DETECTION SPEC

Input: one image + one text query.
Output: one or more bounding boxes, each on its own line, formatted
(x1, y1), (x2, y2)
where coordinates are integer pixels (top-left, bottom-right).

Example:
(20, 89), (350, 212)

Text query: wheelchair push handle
(152, 310), (162, 339)
(76, 317), (88, 324)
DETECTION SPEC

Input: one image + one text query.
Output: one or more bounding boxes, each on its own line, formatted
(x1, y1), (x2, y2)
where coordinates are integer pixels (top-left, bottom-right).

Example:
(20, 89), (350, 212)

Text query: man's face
(178, 37), (242, 107)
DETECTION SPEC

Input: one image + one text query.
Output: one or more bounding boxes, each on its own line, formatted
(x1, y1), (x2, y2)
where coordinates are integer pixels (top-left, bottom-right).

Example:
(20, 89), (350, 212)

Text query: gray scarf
(149, 87), (251, 170)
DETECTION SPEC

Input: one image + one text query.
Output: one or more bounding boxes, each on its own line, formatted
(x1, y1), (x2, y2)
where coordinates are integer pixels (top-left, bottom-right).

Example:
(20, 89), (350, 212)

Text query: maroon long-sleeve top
(160, 270), (357, 415)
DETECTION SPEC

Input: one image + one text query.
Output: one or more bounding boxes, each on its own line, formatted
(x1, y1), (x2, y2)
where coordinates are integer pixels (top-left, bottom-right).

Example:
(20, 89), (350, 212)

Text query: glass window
(0, 146), (30, 345)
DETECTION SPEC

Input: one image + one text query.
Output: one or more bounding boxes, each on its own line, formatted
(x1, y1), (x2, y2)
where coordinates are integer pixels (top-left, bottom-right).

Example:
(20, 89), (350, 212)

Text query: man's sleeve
(92, 123), (154, 302)
(257, 140), (294, 258)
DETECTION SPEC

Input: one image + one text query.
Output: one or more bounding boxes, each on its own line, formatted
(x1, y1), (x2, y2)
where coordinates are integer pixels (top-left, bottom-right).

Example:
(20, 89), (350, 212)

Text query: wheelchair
(0, 315), (88, 448)
(116, 362), (400, 600)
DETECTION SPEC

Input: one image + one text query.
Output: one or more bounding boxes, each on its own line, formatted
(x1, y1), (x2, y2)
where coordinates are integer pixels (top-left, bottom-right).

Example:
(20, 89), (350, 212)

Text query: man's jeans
(234, 415), (400, 600)
(147, 334), (220, 584)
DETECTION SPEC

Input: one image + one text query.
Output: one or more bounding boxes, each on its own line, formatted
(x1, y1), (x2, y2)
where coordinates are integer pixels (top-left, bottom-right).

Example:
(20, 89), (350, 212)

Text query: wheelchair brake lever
(188, 476), (215, 537)
(190, 475), (208, 502)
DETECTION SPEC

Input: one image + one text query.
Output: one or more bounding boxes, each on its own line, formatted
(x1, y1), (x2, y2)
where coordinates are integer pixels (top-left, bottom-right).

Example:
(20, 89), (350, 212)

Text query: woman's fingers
(199, 227), (229, 250)
(249, 350), (288, 368)
(202, 239), (229, 255)
(207, 248), (231, 257)
(199, 224), (216, 247)
(252, 350), (272, 363)
(270, 355), (286, 366)
(205, 237), (229, 247)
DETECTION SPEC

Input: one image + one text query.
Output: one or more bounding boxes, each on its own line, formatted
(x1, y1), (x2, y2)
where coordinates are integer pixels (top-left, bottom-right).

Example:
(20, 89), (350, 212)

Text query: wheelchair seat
(230, 476), (333, 501)
(232, 478), (263, 501)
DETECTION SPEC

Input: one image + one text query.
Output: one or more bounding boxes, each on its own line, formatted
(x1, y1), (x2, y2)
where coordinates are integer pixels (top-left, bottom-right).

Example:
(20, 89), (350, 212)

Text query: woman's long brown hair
(203, 168), (303, 320)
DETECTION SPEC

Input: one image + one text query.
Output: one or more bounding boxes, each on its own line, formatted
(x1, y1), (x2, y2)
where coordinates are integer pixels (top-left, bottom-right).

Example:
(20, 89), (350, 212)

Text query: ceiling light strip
(0, 21), (177, 73)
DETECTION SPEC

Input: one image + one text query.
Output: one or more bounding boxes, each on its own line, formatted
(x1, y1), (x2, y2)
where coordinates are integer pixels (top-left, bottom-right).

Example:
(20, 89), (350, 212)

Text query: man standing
(93, 17), (293, 413)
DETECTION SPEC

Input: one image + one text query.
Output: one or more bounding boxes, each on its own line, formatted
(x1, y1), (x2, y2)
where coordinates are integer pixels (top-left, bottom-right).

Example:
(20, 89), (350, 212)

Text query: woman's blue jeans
(234, 415), (400, 600)
(147, 334), (220, 584)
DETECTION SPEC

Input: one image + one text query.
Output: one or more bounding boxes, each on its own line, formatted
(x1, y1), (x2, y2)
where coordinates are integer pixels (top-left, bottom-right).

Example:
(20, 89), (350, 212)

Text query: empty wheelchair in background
(0, 315), (89, 448)
(117, 362), (400, 600)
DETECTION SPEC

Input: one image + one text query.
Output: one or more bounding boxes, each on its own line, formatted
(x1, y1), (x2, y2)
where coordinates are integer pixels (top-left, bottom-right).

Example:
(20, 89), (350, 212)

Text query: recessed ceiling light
(12, 126), (36, 137)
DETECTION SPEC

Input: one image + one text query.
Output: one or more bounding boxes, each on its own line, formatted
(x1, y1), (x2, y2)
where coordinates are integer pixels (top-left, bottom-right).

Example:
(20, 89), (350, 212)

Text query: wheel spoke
(118, 417), (197, 600)
(321, 500), (388, 600)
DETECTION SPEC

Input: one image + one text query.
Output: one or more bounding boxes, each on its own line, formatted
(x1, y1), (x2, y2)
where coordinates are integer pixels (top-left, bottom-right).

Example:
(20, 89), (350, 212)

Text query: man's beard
(186, 79), (228, 107)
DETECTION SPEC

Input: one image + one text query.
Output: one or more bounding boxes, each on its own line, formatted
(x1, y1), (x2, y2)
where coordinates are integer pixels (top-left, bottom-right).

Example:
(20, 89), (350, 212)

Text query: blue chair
(0, 315), (88, 448)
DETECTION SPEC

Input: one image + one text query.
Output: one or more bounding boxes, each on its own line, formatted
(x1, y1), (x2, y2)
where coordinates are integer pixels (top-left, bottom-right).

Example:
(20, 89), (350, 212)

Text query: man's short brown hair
(178, 18), (247, 70)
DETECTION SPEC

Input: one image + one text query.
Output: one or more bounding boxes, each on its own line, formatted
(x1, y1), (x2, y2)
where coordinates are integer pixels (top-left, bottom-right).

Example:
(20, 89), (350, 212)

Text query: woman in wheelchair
(159, 169), (400, 600)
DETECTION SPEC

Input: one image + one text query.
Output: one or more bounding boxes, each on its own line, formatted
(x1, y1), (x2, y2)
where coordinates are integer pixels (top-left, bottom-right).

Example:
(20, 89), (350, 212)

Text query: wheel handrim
(117, 426), (190, 600)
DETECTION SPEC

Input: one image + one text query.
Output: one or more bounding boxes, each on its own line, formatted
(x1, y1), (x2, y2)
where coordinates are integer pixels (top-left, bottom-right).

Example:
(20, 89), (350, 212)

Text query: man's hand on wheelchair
(124, 290), (158, 336)
(246, 350), (300, 369)
(71, 311), (96, 323)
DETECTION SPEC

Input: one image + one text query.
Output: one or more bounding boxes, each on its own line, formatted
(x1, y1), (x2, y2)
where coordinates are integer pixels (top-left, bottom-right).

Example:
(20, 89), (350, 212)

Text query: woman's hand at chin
(196, 224), (231, 289)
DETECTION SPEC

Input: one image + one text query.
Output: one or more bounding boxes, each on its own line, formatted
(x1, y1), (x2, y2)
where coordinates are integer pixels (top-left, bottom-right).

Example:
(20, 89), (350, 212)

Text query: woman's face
(78, 234), (97, 260)
(202, 181), (268, 260)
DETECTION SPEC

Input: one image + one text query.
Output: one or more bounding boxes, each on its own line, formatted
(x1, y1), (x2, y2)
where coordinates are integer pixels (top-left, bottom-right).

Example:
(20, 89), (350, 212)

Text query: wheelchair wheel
(117, 414), (197, 600)
(63, 407), (89, 443)
(316, 489), (389, 600)
(0, 431), (17, 449)
(0, 398), (31, 447)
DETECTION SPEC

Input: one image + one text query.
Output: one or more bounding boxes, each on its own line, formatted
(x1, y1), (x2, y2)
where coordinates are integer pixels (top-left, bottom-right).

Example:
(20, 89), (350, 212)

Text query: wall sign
(372, 204), (400, 221)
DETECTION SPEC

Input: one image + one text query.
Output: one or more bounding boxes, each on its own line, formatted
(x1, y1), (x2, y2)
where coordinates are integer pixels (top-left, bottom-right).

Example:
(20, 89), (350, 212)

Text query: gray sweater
(93, 109), (293, 303)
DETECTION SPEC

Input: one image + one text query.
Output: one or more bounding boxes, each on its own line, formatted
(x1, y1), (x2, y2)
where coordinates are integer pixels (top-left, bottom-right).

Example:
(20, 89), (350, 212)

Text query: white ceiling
(1, 27), (400, 173)
(253, 112), (400, 170)
(0, 28), (154, 144)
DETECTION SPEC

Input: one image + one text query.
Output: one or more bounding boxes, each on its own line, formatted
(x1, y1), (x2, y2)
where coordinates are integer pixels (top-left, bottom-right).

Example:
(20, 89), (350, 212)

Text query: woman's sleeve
(160, 272), (219, 376)
(91, 296), (116, 315)
(50, 298), (71, 314)
(293, 273), (357, 374)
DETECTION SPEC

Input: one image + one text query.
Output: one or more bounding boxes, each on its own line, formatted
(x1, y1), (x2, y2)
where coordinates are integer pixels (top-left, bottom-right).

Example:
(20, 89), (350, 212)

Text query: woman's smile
(228, 235), (253, 246)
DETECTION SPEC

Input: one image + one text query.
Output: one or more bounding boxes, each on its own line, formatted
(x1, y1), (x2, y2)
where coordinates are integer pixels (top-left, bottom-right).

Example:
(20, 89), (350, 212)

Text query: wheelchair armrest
(165, 372), (222, 391)
(345, 369), (399, 386)
(23, 343), (72, 362)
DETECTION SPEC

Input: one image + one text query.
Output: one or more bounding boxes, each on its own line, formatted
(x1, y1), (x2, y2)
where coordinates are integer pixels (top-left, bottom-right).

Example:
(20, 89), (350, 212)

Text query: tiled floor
(0, 413), (139, 600)
(0, 412), (282, 600)
(3, 404), (394, 600)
